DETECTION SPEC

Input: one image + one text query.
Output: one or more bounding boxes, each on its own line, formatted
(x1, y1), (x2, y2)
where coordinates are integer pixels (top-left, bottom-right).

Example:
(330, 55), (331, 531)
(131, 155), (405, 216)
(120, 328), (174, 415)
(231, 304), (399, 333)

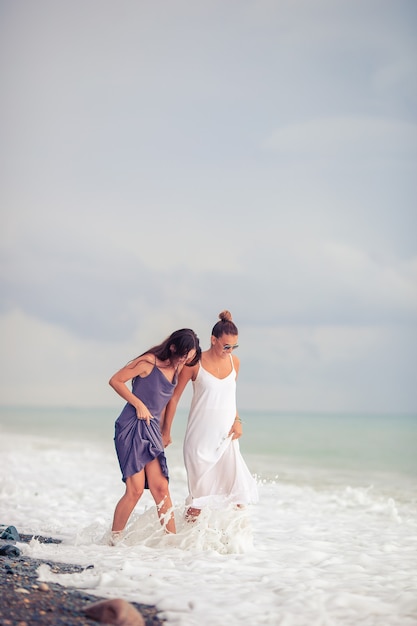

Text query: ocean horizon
(0, 405), (416, 625)
(1, 404), (416, 479)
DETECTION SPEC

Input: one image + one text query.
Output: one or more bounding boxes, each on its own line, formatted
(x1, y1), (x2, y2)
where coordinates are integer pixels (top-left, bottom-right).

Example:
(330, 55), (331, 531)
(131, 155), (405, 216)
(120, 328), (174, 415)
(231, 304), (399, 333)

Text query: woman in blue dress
(109, 328), (200, 541)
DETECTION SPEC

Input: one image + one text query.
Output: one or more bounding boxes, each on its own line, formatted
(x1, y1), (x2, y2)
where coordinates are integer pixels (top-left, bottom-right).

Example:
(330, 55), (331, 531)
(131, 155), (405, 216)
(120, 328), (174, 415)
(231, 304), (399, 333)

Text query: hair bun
(219, 310), (232, 322)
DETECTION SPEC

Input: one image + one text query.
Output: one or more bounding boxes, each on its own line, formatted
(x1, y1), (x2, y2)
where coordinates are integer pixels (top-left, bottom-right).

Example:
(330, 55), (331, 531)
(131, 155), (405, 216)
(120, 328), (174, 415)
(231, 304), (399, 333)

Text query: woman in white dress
(162, 311), (258, 518)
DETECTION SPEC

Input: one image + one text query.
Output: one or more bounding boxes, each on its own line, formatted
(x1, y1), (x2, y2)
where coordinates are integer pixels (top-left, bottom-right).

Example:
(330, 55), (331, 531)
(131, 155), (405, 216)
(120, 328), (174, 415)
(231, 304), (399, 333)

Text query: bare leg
(112, 472), (145, 532)
(146, 458), (176, 533)
(156, 493), (176, 534)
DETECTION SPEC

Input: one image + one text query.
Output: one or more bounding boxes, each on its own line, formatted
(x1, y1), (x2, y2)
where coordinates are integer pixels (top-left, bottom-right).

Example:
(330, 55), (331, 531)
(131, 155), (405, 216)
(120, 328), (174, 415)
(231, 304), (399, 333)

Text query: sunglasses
(222, 343), (239, 351)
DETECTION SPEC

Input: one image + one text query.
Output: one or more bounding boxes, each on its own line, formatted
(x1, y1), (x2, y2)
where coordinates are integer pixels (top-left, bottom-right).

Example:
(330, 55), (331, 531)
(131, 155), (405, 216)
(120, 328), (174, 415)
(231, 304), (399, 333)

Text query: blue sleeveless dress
(114, 363), (176, 485)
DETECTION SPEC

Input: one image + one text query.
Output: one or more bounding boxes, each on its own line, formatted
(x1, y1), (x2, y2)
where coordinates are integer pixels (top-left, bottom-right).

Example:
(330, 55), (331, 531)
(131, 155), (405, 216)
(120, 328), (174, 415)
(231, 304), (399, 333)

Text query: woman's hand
(135, 402), (153, 426)
(228, 418), (242, 440)
(161, 429), (172, 448)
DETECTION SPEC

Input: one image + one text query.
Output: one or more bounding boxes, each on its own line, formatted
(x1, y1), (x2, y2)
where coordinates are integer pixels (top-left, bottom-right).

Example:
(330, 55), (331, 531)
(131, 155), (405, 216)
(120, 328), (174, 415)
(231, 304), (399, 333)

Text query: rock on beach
(85, 598), (146, 625)
(0, 524), (164, 626)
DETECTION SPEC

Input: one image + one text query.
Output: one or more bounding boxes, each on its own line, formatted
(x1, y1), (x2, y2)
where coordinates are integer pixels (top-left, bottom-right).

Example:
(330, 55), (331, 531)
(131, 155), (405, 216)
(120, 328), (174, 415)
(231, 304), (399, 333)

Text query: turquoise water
(238, 410), (417, 476)
(1, 406), (416, 478)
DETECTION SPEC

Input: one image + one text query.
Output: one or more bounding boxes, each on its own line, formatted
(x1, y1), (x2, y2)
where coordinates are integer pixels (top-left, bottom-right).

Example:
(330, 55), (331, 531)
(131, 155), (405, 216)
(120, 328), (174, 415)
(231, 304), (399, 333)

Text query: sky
(1, 0), (416, 413)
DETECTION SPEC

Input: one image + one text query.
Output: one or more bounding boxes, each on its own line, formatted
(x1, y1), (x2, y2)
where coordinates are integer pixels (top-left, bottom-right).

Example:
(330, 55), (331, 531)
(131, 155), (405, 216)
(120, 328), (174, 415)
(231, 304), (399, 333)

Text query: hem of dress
(186, 493), (258, 509)
(121, 452), (169, 488)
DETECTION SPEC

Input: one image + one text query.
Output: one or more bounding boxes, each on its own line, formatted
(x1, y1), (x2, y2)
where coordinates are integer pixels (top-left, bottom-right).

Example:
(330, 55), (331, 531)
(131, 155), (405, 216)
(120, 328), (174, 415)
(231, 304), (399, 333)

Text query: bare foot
(185, 507), (201, 522)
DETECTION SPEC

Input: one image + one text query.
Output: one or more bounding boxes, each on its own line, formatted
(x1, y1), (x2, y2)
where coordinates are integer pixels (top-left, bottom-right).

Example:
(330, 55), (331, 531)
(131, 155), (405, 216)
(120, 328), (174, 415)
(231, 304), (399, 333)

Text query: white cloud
(238, 322), (417, 412)
(1, 0), (416, 411)
(0, 309), (122, 406)
(263, 117), (417, 160)
(1, 308), (415, 413)
(235, 238), (417, 326)
(0, 308), (207, 408)
(373, 57), (417, 98)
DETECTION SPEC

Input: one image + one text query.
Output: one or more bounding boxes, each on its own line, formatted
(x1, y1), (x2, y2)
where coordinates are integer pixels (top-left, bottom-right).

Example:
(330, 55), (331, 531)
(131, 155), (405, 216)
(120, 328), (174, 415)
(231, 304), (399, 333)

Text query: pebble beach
(0, 526), (163, 626)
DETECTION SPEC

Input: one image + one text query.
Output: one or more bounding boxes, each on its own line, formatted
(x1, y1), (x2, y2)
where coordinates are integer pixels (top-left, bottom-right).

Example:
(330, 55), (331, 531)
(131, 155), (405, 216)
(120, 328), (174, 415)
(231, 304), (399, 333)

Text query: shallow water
(0, 407), (416, 625)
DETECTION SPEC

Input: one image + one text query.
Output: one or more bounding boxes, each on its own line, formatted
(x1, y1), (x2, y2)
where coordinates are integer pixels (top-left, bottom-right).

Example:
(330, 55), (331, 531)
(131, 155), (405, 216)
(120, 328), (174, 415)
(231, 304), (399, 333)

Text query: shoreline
(0, 526), (164, 626)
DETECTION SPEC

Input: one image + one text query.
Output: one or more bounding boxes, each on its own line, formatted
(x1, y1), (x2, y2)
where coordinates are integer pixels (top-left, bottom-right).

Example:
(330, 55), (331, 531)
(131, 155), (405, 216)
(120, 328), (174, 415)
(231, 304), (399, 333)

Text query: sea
(0, 406), (416, 626)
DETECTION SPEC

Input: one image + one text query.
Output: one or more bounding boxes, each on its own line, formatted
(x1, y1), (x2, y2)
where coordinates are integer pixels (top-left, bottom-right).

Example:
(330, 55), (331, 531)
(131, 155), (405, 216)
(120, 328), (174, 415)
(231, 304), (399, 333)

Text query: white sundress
(183, 355), (259, 509)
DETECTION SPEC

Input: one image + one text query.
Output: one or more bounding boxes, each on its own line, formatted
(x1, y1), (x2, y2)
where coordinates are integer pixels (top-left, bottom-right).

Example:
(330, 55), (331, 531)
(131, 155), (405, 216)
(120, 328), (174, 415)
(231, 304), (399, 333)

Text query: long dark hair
(135, 328), (201, 367)
(211, 310), (238, 338)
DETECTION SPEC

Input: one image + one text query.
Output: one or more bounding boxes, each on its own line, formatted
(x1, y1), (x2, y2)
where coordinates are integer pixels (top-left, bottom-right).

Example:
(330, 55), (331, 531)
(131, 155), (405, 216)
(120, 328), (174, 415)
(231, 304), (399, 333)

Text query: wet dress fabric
(183, 355), (259, 509)
(114, 363), (176, 484)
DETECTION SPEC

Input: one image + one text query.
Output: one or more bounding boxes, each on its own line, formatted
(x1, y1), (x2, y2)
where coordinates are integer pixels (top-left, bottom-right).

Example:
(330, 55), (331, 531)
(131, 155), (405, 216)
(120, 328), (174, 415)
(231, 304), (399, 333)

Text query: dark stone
(0, 544), (21, 557)
(19, 533), (62, 544)
(0, 525), (21, 541)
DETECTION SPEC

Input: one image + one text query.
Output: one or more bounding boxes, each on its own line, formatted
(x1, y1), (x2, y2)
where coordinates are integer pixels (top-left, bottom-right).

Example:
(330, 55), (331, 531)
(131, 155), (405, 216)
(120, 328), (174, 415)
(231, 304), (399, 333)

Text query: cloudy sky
(1, 0), (416, 413)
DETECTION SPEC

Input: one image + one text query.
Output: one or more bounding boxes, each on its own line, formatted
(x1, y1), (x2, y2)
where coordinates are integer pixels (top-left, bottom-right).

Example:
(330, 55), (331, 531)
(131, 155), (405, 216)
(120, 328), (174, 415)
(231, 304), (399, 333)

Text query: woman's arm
(161, 364), (196, 446)
(233, 354), (240, 378)
(109, 357), (154, 425)
(228, 355), (242, 439)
